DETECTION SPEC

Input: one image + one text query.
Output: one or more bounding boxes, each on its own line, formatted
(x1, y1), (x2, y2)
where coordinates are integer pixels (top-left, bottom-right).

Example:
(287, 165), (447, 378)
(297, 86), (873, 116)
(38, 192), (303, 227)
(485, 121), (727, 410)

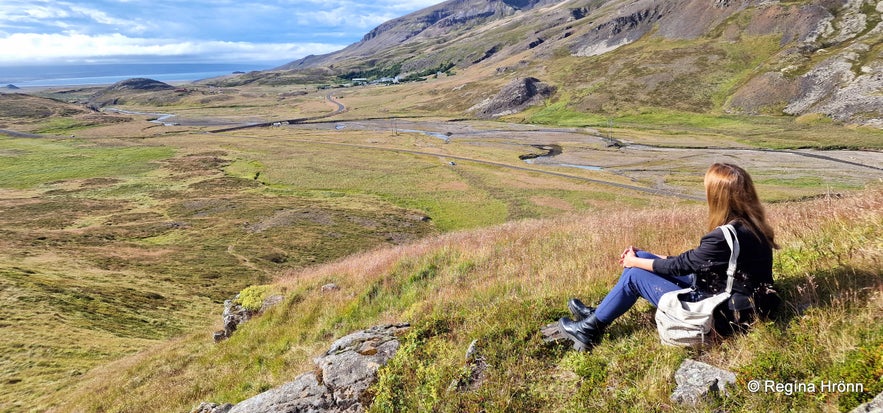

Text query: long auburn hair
(705, 163), (779, 249)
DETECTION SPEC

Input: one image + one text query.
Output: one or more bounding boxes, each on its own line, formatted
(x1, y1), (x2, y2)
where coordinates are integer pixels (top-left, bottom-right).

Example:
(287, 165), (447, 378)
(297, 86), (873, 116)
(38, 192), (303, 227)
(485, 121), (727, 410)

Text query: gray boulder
(216, 297), (253, 341)
(225, 323), (410, 413)
(851, 391), (883, 413)
(190, 402), (233, 413)
(670, 359), (737, 405)
(227, 373), (333, 413)
(448, 339), (488, 392)
(214, 294), (285, 342)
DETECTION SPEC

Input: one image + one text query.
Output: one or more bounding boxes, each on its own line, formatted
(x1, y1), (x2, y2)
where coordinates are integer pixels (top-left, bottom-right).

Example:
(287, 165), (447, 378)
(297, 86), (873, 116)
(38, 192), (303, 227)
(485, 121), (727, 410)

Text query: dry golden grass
(47, 183), (880, 412)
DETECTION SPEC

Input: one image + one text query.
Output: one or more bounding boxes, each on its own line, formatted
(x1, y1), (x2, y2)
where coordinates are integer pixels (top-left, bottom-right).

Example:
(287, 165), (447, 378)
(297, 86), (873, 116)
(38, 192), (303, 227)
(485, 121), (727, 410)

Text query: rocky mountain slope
(233, 0), (883, 126)
(277, 0), (560, 74)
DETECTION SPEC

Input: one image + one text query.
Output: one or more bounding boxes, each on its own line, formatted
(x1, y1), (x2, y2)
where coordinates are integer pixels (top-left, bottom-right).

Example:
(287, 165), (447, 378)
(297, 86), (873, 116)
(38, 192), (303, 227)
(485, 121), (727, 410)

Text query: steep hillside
(225, 0), (883, 126)
(51, 188), (882, 412)
(277, 0), (561, 74)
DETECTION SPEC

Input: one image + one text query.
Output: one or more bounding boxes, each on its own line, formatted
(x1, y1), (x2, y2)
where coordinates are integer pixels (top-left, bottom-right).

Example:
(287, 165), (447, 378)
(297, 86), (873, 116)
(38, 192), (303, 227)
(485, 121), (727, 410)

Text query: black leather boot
(567, 298), (595, 321)
(558, 314), (609, 351)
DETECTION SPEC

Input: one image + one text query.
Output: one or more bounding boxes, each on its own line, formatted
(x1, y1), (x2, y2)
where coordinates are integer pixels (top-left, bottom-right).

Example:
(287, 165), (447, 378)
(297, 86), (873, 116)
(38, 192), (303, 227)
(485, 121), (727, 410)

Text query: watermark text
(747, 380), (865, 396)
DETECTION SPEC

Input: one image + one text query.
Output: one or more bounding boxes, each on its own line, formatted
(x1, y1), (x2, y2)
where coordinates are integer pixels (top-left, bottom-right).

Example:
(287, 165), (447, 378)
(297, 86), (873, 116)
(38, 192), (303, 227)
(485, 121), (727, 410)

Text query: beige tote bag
(655, 224), (738, 347)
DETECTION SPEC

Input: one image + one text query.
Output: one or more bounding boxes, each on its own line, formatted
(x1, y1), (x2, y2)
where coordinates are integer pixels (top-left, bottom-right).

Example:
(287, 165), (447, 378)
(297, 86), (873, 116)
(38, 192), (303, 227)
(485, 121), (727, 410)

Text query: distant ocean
(0, 63), (275, 88)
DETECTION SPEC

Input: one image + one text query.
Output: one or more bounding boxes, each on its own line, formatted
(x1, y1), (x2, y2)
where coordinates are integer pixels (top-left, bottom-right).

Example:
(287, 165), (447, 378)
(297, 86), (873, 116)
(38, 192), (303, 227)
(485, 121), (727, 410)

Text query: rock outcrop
(191, 402), (234, 413)
(572, 1), (670, 57)
(202, 323), (409, 413)
(783, 43), (883, 126)
(448, 339), (488, 392)
(670, 359), (737, 405)
(213, 294), (285, 342)
(469, 77), (555, 118)
(277, 0), (559, 71)
(851, 391), (883, 413)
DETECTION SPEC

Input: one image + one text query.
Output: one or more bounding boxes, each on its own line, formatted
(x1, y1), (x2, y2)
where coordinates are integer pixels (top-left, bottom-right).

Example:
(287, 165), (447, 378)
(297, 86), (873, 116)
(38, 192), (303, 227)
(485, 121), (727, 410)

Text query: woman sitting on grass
(559, 162), (779, 351)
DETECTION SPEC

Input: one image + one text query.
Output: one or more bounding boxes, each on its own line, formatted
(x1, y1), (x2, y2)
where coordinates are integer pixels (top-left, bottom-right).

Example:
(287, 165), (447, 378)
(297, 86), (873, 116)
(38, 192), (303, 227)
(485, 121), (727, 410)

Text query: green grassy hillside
(50, 186), (882, 412)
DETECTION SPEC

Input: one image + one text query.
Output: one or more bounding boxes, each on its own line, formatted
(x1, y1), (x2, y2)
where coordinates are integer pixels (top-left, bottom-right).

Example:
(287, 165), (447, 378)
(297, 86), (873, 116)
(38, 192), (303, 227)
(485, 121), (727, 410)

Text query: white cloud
(23, 6), (69, 20)
(67, 4), (135, 28)
(288, 0), (440, 28)
(385, 0), (443, 12)
(0, 0), (442, 65)
(287, 0), (439, 8)
(0, 1), (146, 33)
(0, 4), (67, 23)
(0, 32), (343, 64)
(295, 8), (398, 30)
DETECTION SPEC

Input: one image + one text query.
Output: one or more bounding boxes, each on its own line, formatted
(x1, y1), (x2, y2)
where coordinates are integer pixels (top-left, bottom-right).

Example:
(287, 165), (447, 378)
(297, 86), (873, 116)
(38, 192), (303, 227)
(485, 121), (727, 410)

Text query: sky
(0, 0), (441, 67)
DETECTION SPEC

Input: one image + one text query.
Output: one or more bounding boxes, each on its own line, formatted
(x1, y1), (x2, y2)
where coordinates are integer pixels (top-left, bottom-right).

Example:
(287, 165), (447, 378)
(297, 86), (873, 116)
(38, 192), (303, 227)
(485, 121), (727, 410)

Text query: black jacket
(652, 221), (774, 287)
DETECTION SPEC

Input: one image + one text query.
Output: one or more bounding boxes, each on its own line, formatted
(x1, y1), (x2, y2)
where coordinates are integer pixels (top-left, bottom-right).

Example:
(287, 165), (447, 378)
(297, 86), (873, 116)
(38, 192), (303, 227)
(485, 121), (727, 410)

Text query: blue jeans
(594, 251), (693, 324)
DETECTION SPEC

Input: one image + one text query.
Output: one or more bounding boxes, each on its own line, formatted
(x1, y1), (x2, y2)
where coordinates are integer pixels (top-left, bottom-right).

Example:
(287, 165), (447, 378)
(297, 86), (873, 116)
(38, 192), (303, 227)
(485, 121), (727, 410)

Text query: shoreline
(5, 79), (195, 93)
(0, 64), (263, 90)
(5, 76), (216, 91)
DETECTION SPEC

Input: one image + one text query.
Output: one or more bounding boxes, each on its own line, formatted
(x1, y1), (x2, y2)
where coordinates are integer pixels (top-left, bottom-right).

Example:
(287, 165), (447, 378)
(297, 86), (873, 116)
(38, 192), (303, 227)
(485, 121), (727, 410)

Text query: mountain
(222, 0), (883, 127)
(277, 0), (560, 73)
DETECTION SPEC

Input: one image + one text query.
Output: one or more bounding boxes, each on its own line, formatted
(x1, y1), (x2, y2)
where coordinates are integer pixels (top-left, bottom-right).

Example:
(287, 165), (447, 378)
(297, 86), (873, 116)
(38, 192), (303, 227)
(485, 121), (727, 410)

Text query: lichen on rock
(208, 323), (410, 413)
